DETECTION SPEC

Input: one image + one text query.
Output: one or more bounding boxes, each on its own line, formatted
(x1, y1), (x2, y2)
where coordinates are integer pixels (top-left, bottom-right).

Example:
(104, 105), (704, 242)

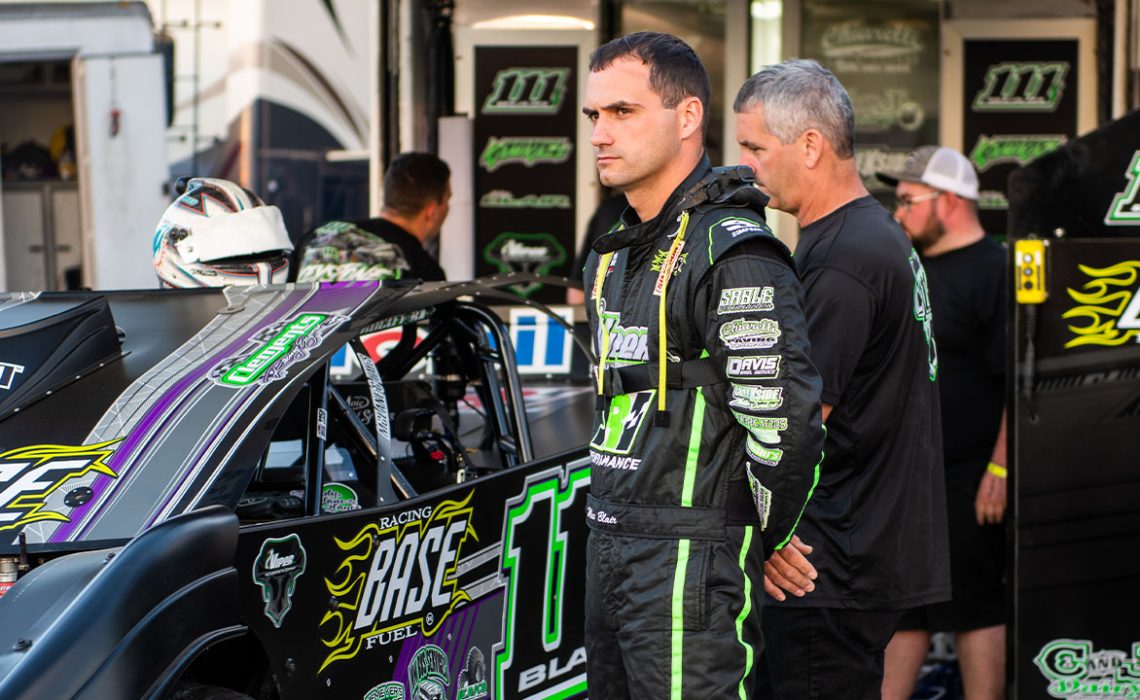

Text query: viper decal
(0, 440), (121, 533)
(252, 534), (308, 628)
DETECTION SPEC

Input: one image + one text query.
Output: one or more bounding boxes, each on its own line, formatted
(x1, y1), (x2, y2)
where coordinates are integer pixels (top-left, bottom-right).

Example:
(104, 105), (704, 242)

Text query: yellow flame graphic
(1063, 261), (1140, 348)
(0, 440), (121, 531)
(319, 490), (478, 672)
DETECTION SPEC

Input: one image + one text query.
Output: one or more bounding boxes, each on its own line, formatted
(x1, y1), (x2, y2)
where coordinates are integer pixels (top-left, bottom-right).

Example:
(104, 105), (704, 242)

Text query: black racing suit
(582, 157), (824, 699)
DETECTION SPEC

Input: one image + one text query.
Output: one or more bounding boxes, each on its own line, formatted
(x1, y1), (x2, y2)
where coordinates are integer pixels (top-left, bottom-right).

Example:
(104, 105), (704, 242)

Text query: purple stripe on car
(395, 599), (487, 691)
(143, 383), (257, 527)
(52, 282), (382, 542)
(51, 288), (308, 542)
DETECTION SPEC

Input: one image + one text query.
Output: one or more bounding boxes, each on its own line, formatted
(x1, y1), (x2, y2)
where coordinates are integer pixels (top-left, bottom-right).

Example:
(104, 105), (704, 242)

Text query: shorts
(754, 606), (903, 700)
(898, 458), (1006, 632)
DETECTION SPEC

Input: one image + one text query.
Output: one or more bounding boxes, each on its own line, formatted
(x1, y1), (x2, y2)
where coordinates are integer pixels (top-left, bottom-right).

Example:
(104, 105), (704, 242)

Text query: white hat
(875, 146), (979, 201)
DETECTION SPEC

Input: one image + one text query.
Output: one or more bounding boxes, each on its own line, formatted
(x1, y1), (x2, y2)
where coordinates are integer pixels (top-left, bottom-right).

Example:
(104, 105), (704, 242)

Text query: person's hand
(975, 469), (1007, 525)
(763, 535), (816, 601)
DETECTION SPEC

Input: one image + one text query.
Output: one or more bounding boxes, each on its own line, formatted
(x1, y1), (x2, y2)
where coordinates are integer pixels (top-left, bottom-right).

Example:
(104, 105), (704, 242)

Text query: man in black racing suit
(582, 32), (825, 699)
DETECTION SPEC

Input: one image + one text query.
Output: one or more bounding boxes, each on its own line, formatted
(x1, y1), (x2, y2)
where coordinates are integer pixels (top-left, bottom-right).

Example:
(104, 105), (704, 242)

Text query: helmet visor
(176, 205), (293, 263)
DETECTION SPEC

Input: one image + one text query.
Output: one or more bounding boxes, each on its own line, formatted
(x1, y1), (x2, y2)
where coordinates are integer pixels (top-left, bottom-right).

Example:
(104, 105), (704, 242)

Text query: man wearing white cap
(877, 146), (1009, 700)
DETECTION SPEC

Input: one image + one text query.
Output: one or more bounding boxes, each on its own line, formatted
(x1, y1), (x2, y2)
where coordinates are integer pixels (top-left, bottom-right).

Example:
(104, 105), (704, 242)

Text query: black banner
(1011, 239), (1140, 699)
(1009, 109), (1140, 240)
(473, 46), (578, 303)
(962, 39), (1079, 237)
(801, 1), (941, 204)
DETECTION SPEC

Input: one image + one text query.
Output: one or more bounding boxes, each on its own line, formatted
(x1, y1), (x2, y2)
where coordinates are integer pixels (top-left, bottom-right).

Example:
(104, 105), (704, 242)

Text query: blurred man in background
(294, 152), (451, 282)
(877, 146), (1008, 700)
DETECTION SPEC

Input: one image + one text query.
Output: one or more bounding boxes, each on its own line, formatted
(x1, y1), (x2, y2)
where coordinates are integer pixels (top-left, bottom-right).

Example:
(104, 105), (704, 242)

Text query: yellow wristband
(987, 462), (1008, 479)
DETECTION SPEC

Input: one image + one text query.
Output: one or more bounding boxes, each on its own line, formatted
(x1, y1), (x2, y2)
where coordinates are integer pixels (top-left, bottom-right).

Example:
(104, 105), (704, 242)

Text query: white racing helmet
(152, 177), (293, 288)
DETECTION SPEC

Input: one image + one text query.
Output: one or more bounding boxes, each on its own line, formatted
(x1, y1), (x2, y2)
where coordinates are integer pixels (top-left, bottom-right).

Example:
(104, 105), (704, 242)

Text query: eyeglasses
(894, 190), (942, 212)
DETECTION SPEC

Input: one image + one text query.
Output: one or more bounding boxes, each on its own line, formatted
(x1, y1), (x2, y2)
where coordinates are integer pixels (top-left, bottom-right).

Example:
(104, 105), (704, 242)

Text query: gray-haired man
(734, 59), (951, 699)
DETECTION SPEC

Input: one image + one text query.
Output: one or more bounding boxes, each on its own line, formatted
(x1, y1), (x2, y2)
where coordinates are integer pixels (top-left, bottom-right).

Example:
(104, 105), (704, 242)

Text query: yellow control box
(1014, 239), (1048, 304)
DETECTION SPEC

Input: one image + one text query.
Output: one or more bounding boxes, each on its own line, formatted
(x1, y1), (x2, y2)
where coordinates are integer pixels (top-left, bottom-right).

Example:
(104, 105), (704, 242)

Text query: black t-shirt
(776, 196), (950, 610)
(292, 217), (445, 282)
(923, 237), (1006, 471)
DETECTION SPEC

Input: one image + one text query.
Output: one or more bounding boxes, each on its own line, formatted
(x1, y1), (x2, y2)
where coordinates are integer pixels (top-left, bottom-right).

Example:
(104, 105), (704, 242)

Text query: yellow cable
(593, 251), (615, 395)
(656, 211), (690, 413)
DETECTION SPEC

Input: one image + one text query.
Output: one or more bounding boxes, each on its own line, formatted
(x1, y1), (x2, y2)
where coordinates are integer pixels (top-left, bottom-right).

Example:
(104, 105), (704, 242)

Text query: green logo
(482, 233), (567, 297)
(479, 190), (571, 209)
(649, 249), (687, 273)
(969, 134), (1067, 173)
(978, 190), (1010, 211)
(457, 682), (488, 700)
(456, 648), (489, 700)
(746, 438), (783, 466)
(409, 645), (450, 700)
(851, 88), (925, 133)
(973, 61), (1069, 112)
(597, 310), (649, 363)
(482, 67), (570, 114)
(1034, 639), (1140, 698)
(590, 391), (654, 455)
(735, 412), (787, 447)
(729, 384), (784, 412)
(363, 681), (405, 700)
(480, 137), (572, 173)
(252, 534), (307, 628)
(219, 313), (331, 387)
(320, 482), (359, 513)
(910, 250), (938, 381)
(719, 318), (781, 350)
(734, 414), (788, 432)
(496, 464), (590, 699)
(1105, 151), (1140, 226)
(820, 20), (923, 61)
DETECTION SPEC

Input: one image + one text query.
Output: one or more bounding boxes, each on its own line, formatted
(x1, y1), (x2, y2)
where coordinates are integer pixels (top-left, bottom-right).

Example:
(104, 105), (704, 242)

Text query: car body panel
(0, 277), (592, 700)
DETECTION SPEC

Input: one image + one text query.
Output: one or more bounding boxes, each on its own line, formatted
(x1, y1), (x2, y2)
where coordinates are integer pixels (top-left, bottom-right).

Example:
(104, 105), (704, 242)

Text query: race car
(0, 278), (592, 700)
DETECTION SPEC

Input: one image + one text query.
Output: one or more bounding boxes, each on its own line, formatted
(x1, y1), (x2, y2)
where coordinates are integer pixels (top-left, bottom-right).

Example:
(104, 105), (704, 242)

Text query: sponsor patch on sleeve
(717, 286), (775, 314)
(746, 437), (784, 466)
(719, 318), (781, 350)
(745, 464), (773, 530)
(713, 216), (769, 239)
(726, 354), (781, 379)
(729, 384), (784, 412)
(733, 412), (788, 443)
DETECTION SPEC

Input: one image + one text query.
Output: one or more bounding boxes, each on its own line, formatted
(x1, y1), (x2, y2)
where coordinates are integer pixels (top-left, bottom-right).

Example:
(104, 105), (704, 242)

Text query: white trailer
(0, 1), (170, 291)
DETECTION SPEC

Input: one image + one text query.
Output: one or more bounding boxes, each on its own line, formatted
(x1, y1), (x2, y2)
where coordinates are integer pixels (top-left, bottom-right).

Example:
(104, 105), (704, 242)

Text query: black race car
(0, 278), (592, 700)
